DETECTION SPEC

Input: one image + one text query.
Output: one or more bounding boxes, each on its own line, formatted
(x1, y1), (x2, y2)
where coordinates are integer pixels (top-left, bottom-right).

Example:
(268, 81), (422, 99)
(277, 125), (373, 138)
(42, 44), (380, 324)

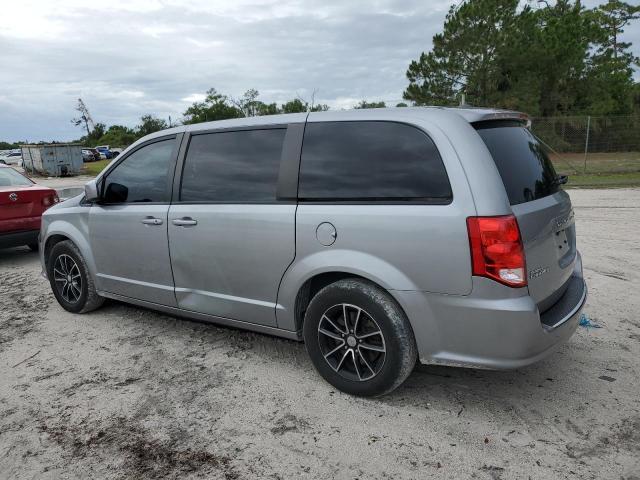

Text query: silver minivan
(40, 107), (587, 396)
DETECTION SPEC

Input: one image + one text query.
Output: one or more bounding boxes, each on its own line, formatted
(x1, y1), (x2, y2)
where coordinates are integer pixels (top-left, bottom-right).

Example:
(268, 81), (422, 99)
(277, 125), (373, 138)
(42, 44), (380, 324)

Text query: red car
(0, 164), (59, 251)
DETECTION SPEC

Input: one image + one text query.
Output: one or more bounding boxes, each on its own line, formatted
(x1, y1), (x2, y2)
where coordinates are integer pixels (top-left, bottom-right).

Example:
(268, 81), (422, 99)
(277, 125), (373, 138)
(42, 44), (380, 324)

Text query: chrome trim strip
(96, 273), (175, 292)
(174, 287), (279, 309)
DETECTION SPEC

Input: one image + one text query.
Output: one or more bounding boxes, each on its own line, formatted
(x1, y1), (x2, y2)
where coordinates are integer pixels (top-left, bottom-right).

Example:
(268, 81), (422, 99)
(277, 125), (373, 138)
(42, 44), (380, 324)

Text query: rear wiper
(555, 175), (568, 185)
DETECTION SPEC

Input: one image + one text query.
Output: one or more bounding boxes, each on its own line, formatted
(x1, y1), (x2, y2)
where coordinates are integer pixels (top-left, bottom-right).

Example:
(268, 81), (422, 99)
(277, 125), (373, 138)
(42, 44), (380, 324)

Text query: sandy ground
(1, 188), (639, 480)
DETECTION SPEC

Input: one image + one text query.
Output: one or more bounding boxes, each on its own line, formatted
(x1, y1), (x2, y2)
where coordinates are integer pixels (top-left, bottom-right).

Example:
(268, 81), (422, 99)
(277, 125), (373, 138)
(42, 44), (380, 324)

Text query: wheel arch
(42, 221), (97, 279)
(44, 234), (70, 266)
(277, 249), (420, 333)
(291, 271), (413, 336)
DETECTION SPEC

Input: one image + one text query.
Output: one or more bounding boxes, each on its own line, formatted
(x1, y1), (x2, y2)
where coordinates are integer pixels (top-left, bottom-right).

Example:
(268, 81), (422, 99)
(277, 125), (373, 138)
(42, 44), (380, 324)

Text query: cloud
(181, 93), (207, 103)
(0, 0), (637, 141)
(0, 0), (448, 141)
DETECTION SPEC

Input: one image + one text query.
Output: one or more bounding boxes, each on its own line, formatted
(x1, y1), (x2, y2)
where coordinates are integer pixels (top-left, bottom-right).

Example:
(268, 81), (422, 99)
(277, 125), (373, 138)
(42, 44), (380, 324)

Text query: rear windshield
(475, 121), (559, 205)
(0, 167), (32, 187)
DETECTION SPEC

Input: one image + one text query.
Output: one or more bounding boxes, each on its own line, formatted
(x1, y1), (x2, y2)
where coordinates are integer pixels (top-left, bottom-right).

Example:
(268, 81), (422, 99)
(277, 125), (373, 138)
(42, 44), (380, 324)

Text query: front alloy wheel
(47, 240), (104, 313)
(53, 254), (83, 304)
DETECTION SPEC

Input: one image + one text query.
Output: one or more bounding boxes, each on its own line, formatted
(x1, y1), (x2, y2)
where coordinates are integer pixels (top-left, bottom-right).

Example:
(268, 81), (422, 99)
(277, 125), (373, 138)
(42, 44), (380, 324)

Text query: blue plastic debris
(579, 313), (601, 329)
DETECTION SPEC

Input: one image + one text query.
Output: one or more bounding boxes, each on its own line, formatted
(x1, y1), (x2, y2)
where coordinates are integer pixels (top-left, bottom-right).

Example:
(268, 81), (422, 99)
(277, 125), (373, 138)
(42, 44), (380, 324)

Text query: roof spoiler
(471, 111), (531, 129)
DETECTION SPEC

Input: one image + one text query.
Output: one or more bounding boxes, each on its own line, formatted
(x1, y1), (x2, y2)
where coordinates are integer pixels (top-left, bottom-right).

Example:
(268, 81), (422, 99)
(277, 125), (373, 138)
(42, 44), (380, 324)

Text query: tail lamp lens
(42, 194), (59, 208)
(467, 215), (527, 287)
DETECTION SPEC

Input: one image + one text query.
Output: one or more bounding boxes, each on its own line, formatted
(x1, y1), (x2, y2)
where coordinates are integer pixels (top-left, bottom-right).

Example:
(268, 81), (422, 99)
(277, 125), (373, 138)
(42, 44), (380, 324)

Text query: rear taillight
(42, 194), (59, 208)
(467, 215), (527, 287)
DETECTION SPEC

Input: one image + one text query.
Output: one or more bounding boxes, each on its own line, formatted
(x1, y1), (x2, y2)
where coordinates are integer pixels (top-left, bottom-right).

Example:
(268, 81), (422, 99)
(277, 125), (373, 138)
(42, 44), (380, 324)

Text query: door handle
(172, 217), (198, 227)
(141, 216), (163, 225)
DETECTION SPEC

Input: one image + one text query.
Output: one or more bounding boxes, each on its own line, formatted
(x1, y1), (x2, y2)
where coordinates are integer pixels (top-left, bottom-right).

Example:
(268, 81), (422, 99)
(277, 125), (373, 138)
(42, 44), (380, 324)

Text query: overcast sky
(1, 0), (638, 142)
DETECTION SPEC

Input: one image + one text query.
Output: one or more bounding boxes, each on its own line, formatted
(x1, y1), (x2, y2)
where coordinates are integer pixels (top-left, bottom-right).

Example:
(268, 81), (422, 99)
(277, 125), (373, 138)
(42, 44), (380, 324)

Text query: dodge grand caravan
(40, 107), (587, 396)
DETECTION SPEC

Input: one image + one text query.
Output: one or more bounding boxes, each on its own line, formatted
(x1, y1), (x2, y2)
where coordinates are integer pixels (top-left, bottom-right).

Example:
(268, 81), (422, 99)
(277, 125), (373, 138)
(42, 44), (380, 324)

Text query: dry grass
(81, 159), (110, 176)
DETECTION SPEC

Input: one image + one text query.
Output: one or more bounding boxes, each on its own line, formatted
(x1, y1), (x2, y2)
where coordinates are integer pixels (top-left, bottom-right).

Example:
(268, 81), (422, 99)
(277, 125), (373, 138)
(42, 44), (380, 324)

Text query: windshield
(475, 121), (559, 205)
(0, 168), (33, 187)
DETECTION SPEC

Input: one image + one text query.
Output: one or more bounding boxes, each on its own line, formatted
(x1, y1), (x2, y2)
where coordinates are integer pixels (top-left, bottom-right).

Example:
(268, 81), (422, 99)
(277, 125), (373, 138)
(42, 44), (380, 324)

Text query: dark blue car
(95, 146), (113, 159)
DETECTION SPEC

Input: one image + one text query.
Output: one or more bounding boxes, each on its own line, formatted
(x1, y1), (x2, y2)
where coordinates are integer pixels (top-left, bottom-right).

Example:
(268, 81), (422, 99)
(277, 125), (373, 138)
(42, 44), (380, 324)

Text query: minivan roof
(141, 106), (528, 142)
(308, 106), (528, 124)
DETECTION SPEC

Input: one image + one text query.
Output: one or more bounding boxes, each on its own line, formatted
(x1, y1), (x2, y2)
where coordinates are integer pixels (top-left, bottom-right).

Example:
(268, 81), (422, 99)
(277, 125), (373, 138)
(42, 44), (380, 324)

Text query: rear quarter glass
(298, 121), (452, 202)
(475, 120), (559, 205)
(0, 167), (34, 187)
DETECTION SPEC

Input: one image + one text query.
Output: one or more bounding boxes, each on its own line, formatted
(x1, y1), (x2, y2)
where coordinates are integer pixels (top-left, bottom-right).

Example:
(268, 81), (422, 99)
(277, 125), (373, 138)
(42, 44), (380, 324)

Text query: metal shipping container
(21, 144), (84, 176)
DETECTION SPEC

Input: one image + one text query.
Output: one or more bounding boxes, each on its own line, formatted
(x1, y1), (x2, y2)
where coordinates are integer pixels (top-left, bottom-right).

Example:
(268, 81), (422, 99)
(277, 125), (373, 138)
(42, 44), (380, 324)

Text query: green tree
(633, 82), (640, 114)
(404, 0), (520, 106)
(280, 98), (330, 113)
(403, 0), (638, 116)
(96, 125), (137, 147)
(183, 88), (241, 124)
(281, 98), (309, 113)
(594, 0), (640, 62)
(255, 102), (280, 116)
(232, 89), (261, 117)
(310, 103), (330, 112)
(84, 123), (106, 146)
(233, 90), (285, 116)
(354, 100), (387, 109)
(184, 88), (331, 122)
(583, 1), (640, 114)
(137, 115), (168, 137)
(533, 1), (597, 116)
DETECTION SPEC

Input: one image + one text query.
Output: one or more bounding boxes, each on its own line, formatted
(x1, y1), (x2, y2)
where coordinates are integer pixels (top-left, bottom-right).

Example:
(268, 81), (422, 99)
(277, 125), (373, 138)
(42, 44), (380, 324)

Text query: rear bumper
(393, 252), (586, 369)
(0, 230), (39, 250)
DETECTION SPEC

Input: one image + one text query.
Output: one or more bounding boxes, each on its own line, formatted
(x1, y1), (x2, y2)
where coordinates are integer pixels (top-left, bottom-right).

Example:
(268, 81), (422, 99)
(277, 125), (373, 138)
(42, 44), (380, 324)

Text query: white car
(0, 150), (22, 166)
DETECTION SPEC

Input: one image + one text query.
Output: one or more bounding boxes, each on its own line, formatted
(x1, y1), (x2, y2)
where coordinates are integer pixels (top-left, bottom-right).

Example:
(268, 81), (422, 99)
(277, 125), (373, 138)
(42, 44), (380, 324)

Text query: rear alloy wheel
(303, 279), (417, 396)
(47, 240), (104, 313)
(317, 304), (386, 382)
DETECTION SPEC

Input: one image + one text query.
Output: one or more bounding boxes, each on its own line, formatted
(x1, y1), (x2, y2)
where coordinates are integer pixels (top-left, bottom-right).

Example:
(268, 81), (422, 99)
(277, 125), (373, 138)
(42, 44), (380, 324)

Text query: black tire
(303, 278), (417, 397)
(47, 240), (104, 313)
(28, 243), (39, 252)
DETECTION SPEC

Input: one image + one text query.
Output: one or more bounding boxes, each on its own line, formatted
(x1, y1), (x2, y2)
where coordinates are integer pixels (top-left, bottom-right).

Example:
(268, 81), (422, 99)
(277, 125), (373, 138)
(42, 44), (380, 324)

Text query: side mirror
(84, 179), (99, 202)
(104, 182), (128, 203)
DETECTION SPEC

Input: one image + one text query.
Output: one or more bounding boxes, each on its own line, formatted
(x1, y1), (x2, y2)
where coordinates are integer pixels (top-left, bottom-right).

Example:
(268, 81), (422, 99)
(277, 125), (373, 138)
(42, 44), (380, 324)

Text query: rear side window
(181, 129), (286, 203)
(298, 121), (452, 202)
(475, 121), (559, 205)
(0, 167), (32, 186)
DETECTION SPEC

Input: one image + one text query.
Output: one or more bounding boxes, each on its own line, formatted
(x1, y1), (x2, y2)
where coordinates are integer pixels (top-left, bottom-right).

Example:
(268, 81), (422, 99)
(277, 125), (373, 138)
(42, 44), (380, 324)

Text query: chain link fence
(530, 115), (640, 174)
